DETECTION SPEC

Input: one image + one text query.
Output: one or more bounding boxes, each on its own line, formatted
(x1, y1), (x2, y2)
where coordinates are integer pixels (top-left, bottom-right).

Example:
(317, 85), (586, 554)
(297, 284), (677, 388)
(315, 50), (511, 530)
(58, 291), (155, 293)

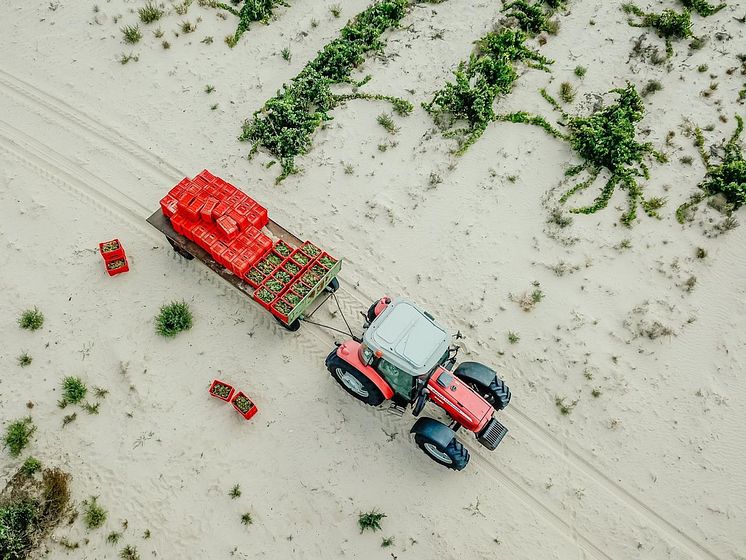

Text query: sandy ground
(1, 1), (745, 559)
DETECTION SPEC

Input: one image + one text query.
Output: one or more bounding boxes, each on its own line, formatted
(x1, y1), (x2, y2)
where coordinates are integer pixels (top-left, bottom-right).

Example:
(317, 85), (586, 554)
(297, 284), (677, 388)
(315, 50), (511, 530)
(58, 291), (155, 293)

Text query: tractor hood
(363, 298), (450, 377)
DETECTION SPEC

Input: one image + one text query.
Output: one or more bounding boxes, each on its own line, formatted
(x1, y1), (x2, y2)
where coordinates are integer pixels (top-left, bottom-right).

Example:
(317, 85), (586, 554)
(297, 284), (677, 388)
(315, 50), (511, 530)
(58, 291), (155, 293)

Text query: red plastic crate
(228, 209), (249, 231)
(182, 218), (202, 240)
(184, 197), (205, 222)
(99, 239), (125, 262)
(211, 241), (229, 263)
(177, 192), (195, 215)
(271, 292), (301, 324)
(105, 257), (129, 276)
(221, 247), (238, 268)
(253, 286), (276, 310)
(198, 169), (216, 182)
(169, 178), (192, 199)
(209, 379), (235, 402)
(170, 213), (186, 235)
(193, 175), (210, 188)
(230, 391), (258, 420)
(244, 267), (266, 288)
(231, 253), (253, 278)
(255, 233), (273, 256)
(216, 215), (239, 240)
(212, 201), (231, 220)
(300, 241), (322, 260)
(200, 198), (219, 222)
(160, 194), (178, 218)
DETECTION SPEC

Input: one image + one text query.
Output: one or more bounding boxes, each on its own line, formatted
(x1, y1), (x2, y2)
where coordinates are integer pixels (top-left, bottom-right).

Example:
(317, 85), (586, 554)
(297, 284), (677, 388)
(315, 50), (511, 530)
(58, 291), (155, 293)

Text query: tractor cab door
(376, 359), (418, 402)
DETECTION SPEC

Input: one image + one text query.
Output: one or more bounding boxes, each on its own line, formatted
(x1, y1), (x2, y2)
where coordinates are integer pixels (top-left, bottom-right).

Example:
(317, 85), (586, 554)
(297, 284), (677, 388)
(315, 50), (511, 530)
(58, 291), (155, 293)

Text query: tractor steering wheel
(412, 389), (429, 417)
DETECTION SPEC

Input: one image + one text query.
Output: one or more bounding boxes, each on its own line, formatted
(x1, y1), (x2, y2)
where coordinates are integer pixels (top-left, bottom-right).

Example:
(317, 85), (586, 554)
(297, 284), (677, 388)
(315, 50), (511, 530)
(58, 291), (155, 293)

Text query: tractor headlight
(359, 343), (374, 365)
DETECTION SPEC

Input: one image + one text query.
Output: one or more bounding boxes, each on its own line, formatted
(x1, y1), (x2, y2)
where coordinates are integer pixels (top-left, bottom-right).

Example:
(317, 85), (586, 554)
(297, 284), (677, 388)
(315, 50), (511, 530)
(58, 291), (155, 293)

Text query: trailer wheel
(326, 355), (385, 406)
(275, 317), (301, 331)
(414, 435), (470, 471)
(324, 277), (339, 293)
(167, 238), (194, 260)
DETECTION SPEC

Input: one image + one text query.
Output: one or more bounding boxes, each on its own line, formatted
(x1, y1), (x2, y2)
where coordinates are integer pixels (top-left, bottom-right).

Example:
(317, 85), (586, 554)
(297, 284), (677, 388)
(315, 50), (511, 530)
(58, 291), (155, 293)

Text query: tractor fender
(373, 296), (392, 318)
(453, 361), (498, 387)
(334, 340), (394, 400)
(410, 418), (456, 450)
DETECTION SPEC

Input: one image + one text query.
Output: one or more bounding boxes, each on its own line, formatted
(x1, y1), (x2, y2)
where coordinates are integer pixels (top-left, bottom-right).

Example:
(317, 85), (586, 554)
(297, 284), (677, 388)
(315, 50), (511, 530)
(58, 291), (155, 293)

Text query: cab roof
(363, 298), (450, 377)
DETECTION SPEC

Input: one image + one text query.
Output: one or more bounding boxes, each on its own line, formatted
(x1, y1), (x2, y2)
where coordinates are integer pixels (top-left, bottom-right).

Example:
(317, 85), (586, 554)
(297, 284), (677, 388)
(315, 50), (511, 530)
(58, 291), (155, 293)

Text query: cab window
(378, 360), (415, 399)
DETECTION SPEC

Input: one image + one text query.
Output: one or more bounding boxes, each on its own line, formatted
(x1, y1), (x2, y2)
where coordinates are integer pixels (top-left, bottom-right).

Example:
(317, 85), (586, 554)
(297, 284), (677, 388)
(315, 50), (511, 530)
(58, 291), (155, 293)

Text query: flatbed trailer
(146, 209), (341, 331)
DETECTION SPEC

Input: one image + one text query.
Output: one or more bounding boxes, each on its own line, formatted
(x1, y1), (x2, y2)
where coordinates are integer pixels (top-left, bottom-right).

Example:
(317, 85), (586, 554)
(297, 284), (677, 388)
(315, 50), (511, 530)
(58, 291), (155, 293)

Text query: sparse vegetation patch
(676, 115), (745, 223)
(239, 0), (414, 182)
(423, 28), (552, 155)
(18, 307), (44, 331)
(497, 82), (666, 225)
(155, 300), (193, 337)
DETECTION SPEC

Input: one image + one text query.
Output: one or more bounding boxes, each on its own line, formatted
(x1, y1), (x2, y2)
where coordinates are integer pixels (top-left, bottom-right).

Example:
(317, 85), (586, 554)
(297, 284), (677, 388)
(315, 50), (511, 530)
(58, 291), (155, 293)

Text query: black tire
(480, 377), (511, 411)
(326, 354), (386, 406)
(167, 238), (194, 260)
(275, 317), (301, 331)
(366, 302), (378, 323)
(453, 363), (511, 411)
(414, 434), (470, 471)
(324, 277), (340, 293)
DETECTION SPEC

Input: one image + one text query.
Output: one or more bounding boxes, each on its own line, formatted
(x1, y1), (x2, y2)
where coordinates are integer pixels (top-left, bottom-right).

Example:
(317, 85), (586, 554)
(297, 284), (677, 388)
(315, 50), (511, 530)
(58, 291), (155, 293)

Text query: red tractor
(326, 297), (511, 470)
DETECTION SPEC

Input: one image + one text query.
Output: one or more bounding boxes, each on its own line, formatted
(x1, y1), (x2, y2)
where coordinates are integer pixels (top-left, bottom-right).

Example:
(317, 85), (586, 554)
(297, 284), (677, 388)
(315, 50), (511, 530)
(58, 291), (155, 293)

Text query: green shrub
(83, 496), (107, 530)
(18, 307), (44, 331)
(623, 5), (692, 57)
(503, 1), (555, 35)
(21, 456), (42, 476)
(423, 28), (552, 155)
(240, 0), (412, 182)
(4, 417), (36, 457)
(679, 0), (725, 17)
(677, 116), (745, 222)
(497, 82), (665, 225)
(358, 509), (386, 533)
(155, 301), (193, 337)
(61, 376), (88, 405)
(0, 500), (39, 559)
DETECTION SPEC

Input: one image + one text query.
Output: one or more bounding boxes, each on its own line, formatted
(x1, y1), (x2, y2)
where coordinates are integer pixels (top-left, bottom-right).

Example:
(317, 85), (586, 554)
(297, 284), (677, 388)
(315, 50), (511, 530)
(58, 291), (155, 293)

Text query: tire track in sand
(0, 71), (724, 560)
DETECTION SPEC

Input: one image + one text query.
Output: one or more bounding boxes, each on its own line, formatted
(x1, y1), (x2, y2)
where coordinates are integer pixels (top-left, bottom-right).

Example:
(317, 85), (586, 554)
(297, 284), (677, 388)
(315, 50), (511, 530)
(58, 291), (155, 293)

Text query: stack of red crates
(159, 170), (273, 279)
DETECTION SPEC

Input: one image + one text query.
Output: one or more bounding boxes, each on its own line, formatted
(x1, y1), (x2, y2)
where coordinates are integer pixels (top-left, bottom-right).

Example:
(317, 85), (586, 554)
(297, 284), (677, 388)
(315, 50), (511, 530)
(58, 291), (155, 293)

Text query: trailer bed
(146, 209), (336, 327)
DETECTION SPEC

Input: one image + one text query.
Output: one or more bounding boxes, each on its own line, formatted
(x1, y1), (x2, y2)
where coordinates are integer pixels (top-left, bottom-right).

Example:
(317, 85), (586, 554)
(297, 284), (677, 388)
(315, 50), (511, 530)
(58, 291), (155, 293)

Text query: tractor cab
(359, 298), (450, 402)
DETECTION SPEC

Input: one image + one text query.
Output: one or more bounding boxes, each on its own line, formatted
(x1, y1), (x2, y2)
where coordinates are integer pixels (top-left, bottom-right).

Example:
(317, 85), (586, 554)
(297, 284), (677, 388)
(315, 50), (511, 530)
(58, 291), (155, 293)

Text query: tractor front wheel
(414, 435), (470, 471)
(327, 355), (385, 406)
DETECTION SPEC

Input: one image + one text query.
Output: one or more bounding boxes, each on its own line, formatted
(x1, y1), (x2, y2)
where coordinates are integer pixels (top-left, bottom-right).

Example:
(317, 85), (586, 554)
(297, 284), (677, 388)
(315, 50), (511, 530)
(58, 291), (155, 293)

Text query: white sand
(1, 1), (745, 559)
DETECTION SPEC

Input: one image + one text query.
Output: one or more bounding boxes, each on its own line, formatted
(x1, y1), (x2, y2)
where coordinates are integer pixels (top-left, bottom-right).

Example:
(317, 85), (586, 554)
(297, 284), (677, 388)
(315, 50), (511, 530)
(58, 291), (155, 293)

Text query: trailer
(147, 170), (341, 331)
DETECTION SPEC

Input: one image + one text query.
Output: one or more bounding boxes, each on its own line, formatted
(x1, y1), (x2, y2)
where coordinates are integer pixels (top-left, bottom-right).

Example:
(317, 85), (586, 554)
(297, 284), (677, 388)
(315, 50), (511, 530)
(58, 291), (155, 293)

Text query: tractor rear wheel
(327, 355), (385, 406)
(453, 362), (511, 411)
(414, 435), (470, 471)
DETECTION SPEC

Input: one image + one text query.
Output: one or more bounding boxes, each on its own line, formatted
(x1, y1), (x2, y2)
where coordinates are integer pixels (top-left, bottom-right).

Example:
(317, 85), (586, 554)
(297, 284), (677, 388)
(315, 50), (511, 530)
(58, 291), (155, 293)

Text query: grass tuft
(21, 456), (42, 476)
(358, 509), (386, 533)
(19, 307), (44, 331)
(281, 47), (291, 61)
(240, 512), (253, 525)
(560, 81), (575, 103)
(377, 113), (399, 134)
(17, 352), (33, 367)
(574, 65), (586, 78)
(119, 545), (140, 560)
(121, 24), (143, 44)
(83, 496), (107, 530)
(229, 484), (241, 499)
(155, 300), (193, 337)
(61, 376), (87, 405)
(138, 2), (164, 23)
(4, 417), (36, 457)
